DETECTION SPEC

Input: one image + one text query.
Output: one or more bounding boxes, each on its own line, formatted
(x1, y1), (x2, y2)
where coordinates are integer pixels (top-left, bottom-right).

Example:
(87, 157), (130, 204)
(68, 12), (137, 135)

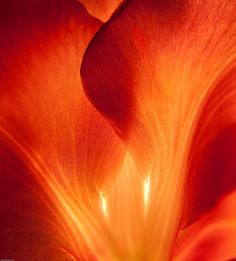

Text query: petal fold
(79, 0), (124, 21)
(173, 191), (236, 261)
(181, 66), (236, 227)
(81, 0), (236, 259)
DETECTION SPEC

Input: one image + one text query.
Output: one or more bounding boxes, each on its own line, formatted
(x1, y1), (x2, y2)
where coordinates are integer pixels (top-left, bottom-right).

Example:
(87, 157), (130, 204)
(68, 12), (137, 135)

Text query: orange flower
(0, 1), (124, 260)
(81, 0), (236, 259)
(1, 0), (236, 260)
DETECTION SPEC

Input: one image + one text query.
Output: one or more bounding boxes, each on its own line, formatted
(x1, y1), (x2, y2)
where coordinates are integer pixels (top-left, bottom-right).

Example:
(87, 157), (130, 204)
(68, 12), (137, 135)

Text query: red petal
(81, 0), (236, 172)
(181, 66), (236, 227)
(81, 0), (236, 258)
(0, 0), (125, 259)
(173, 191), (236, 261)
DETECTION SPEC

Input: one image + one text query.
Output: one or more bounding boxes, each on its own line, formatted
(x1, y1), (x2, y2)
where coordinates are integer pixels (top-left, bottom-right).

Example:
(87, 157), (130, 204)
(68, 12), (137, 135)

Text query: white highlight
(100, 193), (108, 218)
(144, 176), (151, 209)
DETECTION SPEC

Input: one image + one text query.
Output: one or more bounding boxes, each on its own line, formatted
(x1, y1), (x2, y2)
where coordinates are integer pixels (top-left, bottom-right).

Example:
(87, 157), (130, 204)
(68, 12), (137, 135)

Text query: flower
(0, 1), (125, 259)
(0, 0), (236, 260)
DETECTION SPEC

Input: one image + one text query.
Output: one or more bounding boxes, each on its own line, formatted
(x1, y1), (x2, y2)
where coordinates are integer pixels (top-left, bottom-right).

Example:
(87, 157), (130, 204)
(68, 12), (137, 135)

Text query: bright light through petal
(100, 193), (108, 219)
(1, 0), (236, 260)
(144, 175), (150, 210)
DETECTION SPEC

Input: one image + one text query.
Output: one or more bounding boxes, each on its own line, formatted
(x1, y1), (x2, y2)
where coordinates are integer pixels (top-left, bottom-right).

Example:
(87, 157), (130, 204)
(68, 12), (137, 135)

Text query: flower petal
(181, 66), (236, 227)
(79, 0), (124, 21)
(81, 0), (236, 174)
(81, 0), (236, 258)
(0, 0), (125, 259)
(173, 191), (236, 261)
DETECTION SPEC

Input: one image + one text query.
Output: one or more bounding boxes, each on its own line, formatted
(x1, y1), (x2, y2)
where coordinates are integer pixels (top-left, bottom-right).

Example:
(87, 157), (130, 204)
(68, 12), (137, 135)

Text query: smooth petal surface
(181, 66), (236, 227)
(0, 1), (124, 259)
(79, 0), (124, 21)
(81, 0), (236, 259)
(173, 191), (236, 261)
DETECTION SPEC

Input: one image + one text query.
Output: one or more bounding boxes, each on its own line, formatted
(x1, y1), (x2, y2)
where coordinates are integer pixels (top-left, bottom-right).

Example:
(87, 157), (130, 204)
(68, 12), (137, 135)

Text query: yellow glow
(100, 193), (108, 218)
(144, 176), (150, 208)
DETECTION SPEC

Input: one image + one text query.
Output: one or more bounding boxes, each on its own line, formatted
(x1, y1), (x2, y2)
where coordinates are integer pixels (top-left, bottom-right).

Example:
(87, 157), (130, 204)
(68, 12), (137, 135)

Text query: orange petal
(0, 0), (125, 259)
(181, 66), (236, 227)
(173, 191), (236, 261)
(79, 0), (124, 21)
(81, 0), (236, 259)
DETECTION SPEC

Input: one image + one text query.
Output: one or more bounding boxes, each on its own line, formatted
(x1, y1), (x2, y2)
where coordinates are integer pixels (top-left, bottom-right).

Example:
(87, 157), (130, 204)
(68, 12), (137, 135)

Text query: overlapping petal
(79, 0), (124, 21)
(173, 191), (236, 260)
(181, 66), (236, 227)
(81, 0), (236, 259)
(0, 0), (125, 259)
(1, 0), (235, 259)
(173, 65), (236, 260)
